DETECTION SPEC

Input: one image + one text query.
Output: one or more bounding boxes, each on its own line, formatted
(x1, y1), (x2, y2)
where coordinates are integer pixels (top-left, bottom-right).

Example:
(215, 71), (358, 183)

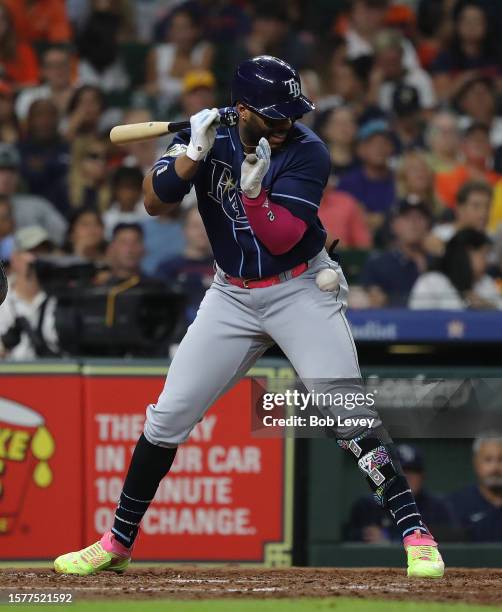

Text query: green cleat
(404, 529), (445, 579)
(54, 531), (131, 576)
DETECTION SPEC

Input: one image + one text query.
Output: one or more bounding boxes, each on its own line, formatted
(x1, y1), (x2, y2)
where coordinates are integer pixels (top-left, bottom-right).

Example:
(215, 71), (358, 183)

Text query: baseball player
(54, 56), (444, 578)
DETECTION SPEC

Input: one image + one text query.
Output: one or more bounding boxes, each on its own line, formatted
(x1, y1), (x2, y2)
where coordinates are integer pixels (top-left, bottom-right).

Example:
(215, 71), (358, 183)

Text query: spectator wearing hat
(0, 225), (59, 360)
(435, 123), (500, 209)
(368, 29), (436, 114)
(346, 444), (454, 543)
(447, 436), (502, 542)
(361, 200), (431, 307)
(15, 46), (75, 123)
(0, 196), (14, 261)
(180, 69), (216, 118)
(18, 99), (71, 217)
(409, 228), (501, 310)
(390, 84), (426, 154)
(0, 143), (67, 245)
(338, 119), (396, 231)
(103, 167), (148, 239)
(0, 80), (19, 144)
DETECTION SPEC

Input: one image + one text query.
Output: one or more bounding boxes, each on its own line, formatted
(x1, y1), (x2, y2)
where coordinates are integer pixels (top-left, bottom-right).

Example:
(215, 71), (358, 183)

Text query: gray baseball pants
(144, 248), (381, 447)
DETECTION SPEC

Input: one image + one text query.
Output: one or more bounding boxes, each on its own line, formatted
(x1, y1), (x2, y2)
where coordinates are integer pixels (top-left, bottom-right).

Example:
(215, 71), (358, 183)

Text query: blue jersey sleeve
(151, 130), (193, 204)
(268, 141), (331, 225)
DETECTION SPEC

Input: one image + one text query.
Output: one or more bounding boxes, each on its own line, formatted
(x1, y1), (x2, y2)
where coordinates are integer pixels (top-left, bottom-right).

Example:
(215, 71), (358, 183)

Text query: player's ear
(236, 102), (250, 122)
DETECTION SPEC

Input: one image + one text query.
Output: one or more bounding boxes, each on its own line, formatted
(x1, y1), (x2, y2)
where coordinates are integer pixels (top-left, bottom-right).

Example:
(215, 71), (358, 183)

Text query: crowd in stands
(1, 0), (502, 358)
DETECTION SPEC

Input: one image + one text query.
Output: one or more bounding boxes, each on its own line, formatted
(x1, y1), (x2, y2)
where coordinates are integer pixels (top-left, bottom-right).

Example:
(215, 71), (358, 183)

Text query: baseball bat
(110, 107), (239, 145)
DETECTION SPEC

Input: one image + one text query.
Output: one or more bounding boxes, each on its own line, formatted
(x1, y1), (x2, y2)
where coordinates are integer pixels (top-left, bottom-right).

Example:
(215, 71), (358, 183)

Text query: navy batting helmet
(231, 55), (315, 120)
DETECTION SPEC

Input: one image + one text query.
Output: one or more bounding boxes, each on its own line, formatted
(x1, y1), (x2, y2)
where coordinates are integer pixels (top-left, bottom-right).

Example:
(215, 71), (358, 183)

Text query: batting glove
(240, 137), (271, 198)
(186, 107), (219, 162)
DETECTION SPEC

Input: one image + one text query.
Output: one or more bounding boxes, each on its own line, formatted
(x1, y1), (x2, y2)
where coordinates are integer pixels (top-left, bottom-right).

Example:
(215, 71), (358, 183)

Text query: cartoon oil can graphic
(0, 398), (55, 534)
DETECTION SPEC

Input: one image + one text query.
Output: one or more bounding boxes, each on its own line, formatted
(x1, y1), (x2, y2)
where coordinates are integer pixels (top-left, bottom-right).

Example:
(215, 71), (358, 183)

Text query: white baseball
(315, 268), (340, 292)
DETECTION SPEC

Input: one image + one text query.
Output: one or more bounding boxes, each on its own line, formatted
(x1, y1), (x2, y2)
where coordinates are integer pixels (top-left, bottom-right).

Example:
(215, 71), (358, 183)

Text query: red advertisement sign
(83, 372), (289, 562)
(0, 370), (83, 557)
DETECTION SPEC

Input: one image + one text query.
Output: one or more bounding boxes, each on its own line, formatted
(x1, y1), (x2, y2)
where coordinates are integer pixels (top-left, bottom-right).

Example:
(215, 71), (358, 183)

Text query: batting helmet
(231, 55), (315, 121)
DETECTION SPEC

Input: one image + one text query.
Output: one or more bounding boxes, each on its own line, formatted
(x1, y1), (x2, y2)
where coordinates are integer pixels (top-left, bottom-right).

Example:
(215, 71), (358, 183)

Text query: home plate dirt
(0, 567), (501, 605)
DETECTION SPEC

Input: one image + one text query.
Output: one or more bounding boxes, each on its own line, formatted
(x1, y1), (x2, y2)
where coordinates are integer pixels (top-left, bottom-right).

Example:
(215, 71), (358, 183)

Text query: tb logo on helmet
(285, 78), (301, 98)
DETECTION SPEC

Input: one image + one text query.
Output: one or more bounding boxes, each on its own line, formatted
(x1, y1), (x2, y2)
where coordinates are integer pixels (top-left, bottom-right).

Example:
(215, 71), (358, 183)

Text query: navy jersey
(152, 122), (330, 278)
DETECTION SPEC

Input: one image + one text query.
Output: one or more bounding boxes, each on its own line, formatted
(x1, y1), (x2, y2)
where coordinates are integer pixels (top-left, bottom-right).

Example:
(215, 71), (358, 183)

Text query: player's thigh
(145, 280), (269, 446)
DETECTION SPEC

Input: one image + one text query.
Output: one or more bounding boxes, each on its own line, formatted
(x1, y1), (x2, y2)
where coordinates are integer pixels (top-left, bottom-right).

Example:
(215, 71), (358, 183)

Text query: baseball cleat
(404, 529), (445, 579)
(54, 531), (131, 576)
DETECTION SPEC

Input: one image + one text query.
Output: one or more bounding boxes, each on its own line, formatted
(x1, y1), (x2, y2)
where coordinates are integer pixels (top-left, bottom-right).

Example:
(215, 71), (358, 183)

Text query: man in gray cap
(0, 143), (67, 246)
(0, 225), (59, 360)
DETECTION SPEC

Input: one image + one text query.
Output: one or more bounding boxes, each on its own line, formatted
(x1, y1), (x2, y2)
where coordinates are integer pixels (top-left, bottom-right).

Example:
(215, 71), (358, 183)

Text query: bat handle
(167, 108), (239, 134)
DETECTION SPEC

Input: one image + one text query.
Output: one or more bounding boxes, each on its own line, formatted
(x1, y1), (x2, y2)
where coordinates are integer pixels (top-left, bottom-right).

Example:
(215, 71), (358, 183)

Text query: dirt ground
(0, 567), (501, 606)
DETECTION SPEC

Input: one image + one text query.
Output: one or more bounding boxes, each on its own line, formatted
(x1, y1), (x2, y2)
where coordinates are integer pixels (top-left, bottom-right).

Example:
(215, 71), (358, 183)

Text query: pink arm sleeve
(242, 189), (307, 255)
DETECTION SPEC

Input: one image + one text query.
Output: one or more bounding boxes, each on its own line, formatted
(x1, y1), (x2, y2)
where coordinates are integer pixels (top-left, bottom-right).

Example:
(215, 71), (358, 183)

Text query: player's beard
(239, 120), (291, 153)
(481, 474), (502, 495)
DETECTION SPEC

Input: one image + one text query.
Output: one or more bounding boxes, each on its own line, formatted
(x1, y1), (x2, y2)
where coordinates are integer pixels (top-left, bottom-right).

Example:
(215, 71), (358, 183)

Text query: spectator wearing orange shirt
(0, 3), (39, 86)
(319, 190), (372, 249)
(435, 123), (500, 209)
(2, 0), (70, 44)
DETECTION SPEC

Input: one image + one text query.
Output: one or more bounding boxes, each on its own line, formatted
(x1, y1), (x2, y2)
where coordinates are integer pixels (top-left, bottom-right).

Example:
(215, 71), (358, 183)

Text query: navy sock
(112, 433), (177, 548)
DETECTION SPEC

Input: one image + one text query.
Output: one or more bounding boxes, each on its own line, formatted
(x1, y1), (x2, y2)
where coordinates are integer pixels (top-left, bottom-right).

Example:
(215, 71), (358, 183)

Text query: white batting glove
(240, 137), (271, 198)
(186, 107), (219, 162)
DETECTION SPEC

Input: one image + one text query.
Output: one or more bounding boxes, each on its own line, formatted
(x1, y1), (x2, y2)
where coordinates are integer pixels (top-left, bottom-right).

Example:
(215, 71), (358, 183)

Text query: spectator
(142, 205), (185, 277)
(454, 76), (502, 149)
(0, 225), (59, 360)
(396, 150), (439, 216)
(64, 206), (107, 262)
(409, 228), (502, 310)
(318, 56), (377, 121)
(179, 69), (216, 118)
(435, 123), (500, 209)
(416, 0), (452, 69)
(76, 1), (130, 93)
(426, 111), (461, 173)
(431, 180), (492, 249)
(431, 1), (501, 101)
(0, 195), (14, 261)
(145, 4), (214, 109)
(447, 436), (502, 542)
(390, 84), (426, 154)
(104, 223), (147, 283)
(0, 3), (39, 86)
(347, 444), (454, 542)
(318, 106), (359, 184)
(15, 46), (74, 123)
(18, 99), (70, 216)
(361, 200), (431, 307)
(319, 190), (372, 249)
(338, 119), (396, 232)
(237, 3), (313, 71)
(103, 166), (147, 239)
(3, 0), (71, 44)
(342, 0), (420, 70)
(68, 136), (111, 211)
(0, 143), (67, 245)
(368, 29), (436, 113)
(155, 206), (213, 326)
(64, 85), (106, 142)
(0, 80), (18, 143)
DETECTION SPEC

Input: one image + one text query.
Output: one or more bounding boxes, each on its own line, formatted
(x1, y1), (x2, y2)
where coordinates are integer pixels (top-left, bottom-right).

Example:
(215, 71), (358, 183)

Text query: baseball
(315, 268), (339, 292)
